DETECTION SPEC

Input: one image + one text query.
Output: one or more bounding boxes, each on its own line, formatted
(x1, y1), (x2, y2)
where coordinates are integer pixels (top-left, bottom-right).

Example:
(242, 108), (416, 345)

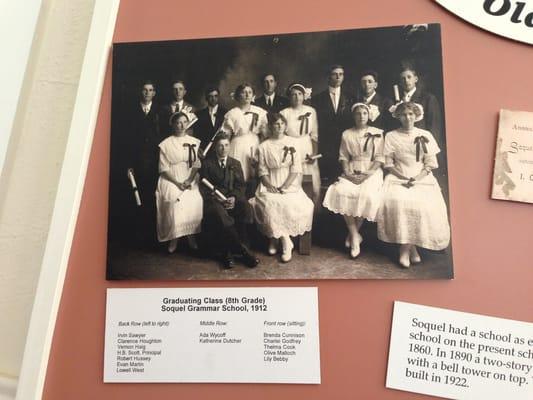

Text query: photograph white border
(15, 1), (120, 399)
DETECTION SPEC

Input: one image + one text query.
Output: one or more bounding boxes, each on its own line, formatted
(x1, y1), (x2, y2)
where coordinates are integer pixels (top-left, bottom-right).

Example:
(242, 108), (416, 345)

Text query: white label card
(104, 287), (320, 383)
(387, 302), (533, 399)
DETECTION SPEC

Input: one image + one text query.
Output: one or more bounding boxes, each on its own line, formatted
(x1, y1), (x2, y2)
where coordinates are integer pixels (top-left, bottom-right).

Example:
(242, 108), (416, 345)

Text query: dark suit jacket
(312, 88), (353, 180)
(355, 92), (394, 131)
(110, 101), (161, 234)
(122, 103), (162, 190)
(199, 156), (246, 200)
(159, 101), (195, 138)
(255, 93), (290, 113)
(194, 106), (227, 147)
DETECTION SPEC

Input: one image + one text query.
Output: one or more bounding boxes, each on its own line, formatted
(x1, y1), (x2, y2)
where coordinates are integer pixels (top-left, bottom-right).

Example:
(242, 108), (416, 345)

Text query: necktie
(268, 97), (272, 107)
(220, 160), (225, 169)
(332, 92), (337, 113)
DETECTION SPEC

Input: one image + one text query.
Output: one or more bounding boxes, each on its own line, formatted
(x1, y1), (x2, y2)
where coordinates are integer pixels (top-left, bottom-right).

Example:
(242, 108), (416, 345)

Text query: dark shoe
(221, 253), (235, 269)
(241, 249), (260, 268)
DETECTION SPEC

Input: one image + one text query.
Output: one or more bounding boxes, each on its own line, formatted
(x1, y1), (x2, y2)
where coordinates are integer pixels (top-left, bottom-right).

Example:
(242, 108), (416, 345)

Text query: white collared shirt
(403, 87), (416, 102)
(328, 86), (340, 112)
(265, 93), (275, 107)
(363, 91), (376, 104)
(218, 156), (228, 168)
(141, 101), (152, 115)
(209, 104), (219, 126)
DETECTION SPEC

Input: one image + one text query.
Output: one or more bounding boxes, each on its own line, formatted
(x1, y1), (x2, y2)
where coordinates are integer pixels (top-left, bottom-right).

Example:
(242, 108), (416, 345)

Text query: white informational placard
(387, 301), (533, 400)
(104, 288), (321, 384)
(435, 1), (533, 45)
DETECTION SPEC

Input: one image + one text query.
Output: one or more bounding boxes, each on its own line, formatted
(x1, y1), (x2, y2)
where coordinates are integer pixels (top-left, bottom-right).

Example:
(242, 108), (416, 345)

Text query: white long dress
(156, 135), (203, 242)
(222, 105), (267, 181)
(322, 126), (385, 221)
(376, 128), (450, 250)
(280, 105), (320, 201)
(249, 136), (314, 238)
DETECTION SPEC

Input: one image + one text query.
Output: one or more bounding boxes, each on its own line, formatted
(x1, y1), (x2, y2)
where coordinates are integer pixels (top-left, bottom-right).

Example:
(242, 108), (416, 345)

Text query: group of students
(123, 64), (450, 269)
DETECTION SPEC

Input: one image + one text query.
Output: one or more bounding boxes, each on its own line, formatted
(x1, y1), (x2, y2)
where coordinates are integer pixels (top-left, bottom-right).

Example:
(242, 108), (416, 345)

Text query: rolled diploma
(307, 153), (323, 160)
(127, 169), (142, 206)
(393, 84), (400, 102)
(201, 178), (228, 201)
(201, 128), (222, 156)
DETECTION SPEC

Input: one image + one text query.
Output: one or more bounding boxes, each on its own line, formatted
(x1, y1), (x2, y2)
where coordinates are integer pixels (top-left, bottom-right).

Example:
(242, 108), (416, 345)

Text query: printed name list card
(104, 287), (320, 383)
(387, 301), (533, 399)
(492, 109), (533, 203)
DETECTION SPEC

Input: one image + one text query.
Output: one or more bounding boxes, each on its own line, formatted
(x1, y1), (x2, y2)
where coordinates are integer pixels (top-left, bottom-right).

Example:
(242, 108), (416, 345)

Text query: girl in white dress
(280, 83), (320, 204)
(376, 102), (450, 268)
(156, 112), (203, 253)
(249, 113), (314, 262)
(221, 83), (268, 182)
(323, 103), (385, 258)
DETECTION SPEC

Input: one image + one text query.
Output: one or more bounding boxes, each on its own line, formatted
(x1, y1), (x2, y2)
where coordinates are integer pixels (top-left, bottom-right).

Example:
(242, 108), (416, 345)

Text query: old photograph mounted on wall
(107, 23), (453, 280)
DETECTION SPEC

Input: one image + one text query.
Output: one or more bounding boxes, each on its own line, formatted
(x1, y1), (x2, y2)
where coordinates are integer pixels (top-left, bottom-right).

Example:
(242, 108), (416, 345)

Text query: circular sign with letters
(435, 0), (533, 45)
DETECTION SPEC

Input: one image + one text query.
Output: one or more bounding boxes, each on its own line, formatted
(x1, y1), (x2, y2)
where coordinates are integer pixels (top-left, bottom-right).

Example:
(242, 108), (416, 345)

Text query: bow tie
(298, 112), (312, 136)
(282, 146), (296, 165)
(363, 132), (381, 161)
(245, 111), (259, 131)
(414, 136), (429, 162)
(183, 143), (197, 168)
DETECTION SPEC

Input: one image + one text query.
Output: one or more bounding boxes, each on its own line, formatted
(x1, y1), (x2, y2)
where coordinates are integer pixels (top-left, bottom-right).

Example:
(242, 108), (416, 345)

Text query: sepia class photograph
(106, 23), (453, 280)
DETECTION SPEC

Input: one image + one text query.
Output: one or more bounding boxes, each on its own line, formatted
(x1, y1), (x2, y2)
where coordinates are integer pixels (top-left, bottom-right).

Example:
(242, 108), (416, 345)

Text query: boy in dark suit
(113, 80), (161, 248)
(194, 87), (227, 147)
(312, 65), (353, 184)
(199, 133), (259, 269)
(254, 73), (289, 113)
(160, 79), (195, 138)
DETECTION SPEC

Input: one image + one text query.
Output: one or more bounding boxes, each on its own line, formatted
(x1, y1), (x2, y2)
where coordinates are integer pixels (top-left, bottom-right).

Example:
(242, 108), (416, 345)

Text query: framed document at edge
(15, 1), (120, 399)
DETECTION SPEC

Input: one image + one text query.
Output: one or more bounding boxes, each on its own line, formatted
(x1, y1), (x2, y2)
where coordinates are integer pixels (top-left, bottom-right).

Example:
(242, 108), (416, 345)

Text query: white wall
(0, 0), (95, 383)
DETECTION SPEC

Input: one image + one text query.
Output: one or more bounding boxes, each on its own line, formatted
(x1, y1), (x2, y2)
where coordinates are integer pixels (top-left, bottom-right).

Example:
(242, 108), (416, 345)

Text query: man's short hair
(328, 64), (344, 73)
(214, 131), (231, 144)
(399, 60), (418, 76)
(171, 79), (187, 89)
(360, 69), (379, 82)
(261, 73), (277, 82)
(141, 79), (156, 90)
(204, 86), (220, 97)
